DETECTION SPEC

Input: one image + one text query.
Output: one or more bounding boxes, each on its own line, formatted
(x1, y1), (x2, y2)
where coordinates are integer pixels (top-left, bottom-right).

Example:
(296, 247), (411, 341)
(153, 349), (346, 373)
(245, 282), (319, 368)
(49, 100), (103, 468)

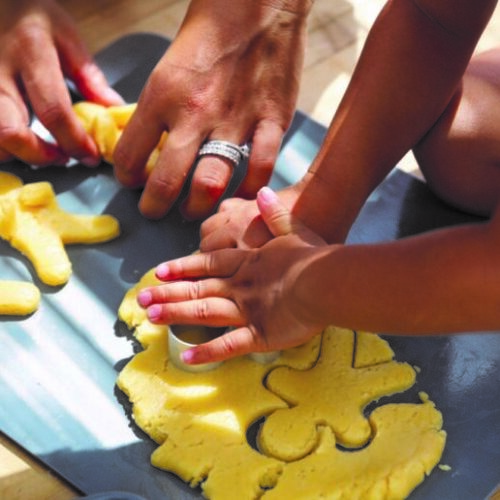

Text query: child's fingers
(155, 249), (245, 281)
(181, 327), (259, 364)
(137, 278), (228, 307)
(144, 297), (242, 327)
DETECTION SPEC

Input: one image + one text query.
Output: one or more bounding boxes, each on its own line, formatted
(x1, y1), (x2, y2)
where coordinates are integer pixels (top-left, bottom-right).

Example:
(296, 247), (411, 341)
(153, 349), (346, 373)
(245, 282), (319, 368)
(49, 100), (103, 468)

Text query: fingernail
(156, 263), (170, 280)
(103, 86), (125, 104)
(137, 290), (152, 307)
(80, 155), (101, 167)
(181, 349), (195, 364)
(257, 186), (277, 205)
(147, 304), (162, 322)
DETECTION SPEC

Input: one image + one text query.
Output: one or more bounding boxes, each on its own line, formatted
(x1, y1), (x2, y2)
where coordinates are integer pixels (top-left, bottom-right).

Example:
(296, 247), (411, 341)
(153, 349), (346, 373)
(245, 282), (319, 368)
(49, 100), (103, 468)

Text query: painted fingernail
(258, 186), (277, 205)
(102, 87), (125, 104)
(156, 263), (170, 280)
(137, 290), (153, 307)
(181, 349), (195, 364)
(147, 304), (162, 322)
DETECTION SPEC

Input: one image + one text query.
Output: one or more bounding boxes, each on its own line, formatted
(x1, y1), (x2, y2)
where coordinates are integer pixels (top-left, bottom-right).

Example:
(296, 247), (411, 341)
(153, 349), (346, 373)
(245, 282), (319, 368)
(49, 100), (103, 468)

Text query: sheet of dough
(118, 269), (446, 499)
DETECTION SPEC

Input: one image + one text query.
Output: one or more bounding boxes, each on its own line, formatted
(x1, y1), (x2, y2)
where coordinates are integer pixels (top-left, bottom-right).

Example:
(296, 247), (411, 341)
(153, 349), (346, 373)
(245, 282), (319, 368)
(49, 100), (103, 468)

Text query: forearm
(296, 219), (500, 334)
(292, 0), (497, 242)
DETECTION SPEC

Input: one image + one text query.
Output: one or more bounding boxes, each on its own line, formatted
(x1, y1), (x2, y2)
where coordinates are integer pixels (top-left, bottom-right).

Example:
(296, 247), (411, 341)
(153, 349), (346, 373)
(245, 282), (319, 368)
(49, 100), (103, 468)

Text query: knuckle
(191, 168), (228, 199)
(194, 300), (211, 321)
(188, 280), (201, 301)
(36, 102), (67, 129)
(220, 334), (238, 356)
(147, 172), (180, 198)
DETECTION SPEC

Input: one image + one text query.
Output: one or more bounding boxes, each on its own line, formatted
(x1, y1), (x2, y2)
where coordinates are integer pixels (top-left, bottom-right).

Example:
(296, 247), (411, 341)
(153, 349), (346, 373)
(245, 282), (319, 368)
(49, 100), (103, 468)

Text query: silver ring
(198, 140), (250, 166)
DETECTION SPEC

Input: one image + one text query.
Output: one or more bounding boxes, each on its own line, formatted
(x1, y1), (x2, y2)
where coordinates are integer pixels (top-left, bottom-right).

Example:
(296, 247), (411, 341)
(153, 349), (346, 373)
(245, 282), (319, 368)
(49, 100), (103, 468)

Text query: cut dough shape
(73, 102), (166, 172)
(258, 327), (416, 459)
(263, 402), (446, 499)
(0, 171), (120, 287)
(117, 268), (446, 500)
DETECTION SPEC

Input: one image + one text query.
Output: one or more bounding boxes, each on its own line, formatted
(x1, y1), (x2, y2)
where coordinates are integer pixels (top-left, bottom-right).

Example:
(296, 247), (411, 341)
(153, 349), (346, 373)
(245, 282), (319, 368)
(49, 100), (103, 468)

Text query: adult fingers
(57, 32), (123, 106)
(181, 327), (260, 364)
(113, 100), (165, 190)
(235, 119), (284, 199)
(180, 152), (236, 220)
(137, 130), (201, 218)
(21, 35), (99, 164)
(50, 3), (123, 106)
(0, 88), (68, 165)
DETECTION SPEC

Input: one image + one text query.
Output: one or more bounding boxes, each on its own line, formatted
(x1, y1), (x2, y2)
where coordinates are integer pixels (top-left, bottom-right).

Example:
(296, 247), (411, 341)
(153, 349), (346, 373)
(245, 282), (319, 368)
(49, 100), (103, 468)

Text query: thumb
(257, 186), (309, 237)
(181, 327), (259, 364)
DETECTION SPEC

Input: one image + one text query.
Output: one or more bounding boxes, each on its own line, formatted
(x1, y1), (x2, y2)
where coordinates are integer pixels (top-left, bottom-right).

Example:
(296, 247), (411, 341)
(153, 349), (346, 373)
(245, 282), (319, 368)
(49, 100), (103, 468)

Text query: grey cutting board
(0, 33), (498, 499)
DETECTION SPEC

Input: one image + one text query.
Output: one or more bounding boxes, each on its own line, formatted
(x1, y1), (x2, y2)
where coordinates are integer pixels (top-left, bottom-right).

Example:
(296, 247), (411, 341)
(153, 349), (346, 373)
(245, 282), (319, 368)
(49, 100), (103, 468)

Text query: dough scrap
(117, 268), (446, 499)
(0, 171), (120, 292)
(73, 102), (166, 172)
(0, 281), (40, 316)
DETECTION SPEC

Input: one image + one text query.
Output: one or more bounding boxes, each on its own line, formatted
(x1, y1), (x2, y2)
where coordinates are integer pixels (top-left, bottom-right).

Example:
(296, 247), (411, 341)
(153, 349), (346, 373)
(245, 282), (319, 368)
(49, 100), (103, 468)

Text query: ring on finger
(198, 140), (250, 167)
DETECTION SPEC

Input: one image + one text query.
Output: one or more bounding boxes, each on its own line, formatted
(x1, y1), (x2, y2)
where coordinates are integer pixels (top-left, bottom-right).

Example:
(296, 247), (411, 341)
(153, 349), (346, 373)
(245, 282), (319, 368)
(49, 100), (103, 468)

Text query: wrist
(289, 172), (359, 243)
(290, 244), (338, 330)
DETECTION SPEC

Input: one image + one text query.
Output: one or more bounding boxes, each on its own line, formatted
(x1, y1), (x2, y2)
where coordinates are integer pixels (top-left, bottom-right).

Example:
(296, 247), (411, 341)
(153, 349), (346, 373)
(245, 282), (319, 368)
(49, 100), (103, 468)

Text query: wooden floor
(1, 0), (500, 498)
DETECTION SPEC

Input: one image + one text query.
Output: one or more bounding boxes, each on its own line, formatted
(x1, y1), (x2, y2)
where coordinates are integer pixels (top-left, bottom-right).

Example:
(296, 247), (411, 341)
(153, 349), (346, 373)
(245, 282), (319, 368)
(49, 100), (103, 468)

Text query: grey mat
(0, 33), (498, 499)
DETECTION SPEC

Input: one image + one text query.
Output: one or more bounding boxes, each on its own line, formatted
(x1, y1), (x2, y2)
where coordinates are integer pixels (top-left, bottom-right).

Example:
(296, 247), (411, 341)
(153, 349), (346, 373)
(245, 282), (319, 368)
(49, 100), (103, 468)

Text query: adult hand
(0, 0), (123, 167)
(137, 186), (329, 364)
(113, 0), (311, 219)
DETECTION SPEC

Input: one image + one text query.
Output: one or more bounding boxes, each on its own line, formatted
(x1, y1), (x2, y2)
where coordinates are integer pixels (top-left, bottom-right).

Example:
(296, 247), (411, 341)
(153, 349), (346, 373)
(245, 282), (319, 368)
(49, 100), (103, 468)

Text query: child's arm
(138, 188), (500, 364)
(200, 0), (498, 250)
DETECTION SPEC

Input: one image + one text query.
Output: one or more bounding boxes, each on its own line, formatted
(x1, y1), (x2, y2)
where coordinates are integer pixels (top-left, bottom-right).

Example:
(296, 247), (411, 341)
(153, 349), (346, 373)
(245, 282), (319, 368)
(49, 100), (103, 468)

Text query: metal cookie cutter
(168, 324), (225, 373)
(168, 324), (281, 371)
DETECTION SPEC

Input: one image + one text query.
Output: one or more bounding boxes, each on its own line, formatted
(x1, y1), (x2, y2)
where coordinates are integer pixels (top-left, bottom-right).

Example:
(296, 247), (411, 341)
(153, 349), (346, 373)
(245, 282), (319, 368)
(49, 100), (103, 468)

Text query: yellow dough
(117, 269), (447, 499)
(0, 281), (40, 316)
(0, 171), (120, 291)
(73, 102), (167, 172)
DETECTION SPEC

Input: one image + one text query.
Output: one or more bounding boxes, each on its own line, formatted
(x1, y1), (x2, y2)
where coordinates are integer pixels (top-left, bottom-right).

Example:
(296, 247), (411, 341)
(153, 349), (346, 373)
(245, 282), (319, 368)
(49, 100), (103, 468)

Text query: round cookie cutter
(168, 324), (281, 372)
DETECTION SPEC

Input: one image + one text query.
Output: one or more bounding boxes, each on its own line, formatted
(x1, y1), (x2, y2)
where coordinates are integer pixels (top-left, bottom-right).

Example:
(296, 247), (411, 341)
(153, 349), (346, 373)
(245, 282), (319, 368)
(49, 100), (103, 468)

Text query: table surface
(1, 1), (500, 499)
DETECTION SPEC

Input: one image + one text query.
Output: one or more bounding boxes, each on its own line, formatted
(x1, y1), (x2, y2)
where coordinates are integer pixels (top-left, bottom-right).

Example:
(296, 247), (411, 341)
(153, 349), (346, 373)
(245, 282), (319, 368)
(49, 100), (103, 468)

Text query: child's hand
(137, 186), (329, 364)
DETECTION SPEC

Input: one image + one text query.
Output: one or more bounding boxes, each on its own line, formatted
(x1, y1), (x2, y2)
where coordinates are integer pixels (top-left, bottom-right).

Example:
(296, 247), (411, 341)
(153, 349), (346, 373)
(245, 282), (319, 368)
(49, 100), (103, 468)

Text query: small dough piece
(73, 102), (167, 172)
(0, 172), (120, 286)
(0, 281), (40, 316)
